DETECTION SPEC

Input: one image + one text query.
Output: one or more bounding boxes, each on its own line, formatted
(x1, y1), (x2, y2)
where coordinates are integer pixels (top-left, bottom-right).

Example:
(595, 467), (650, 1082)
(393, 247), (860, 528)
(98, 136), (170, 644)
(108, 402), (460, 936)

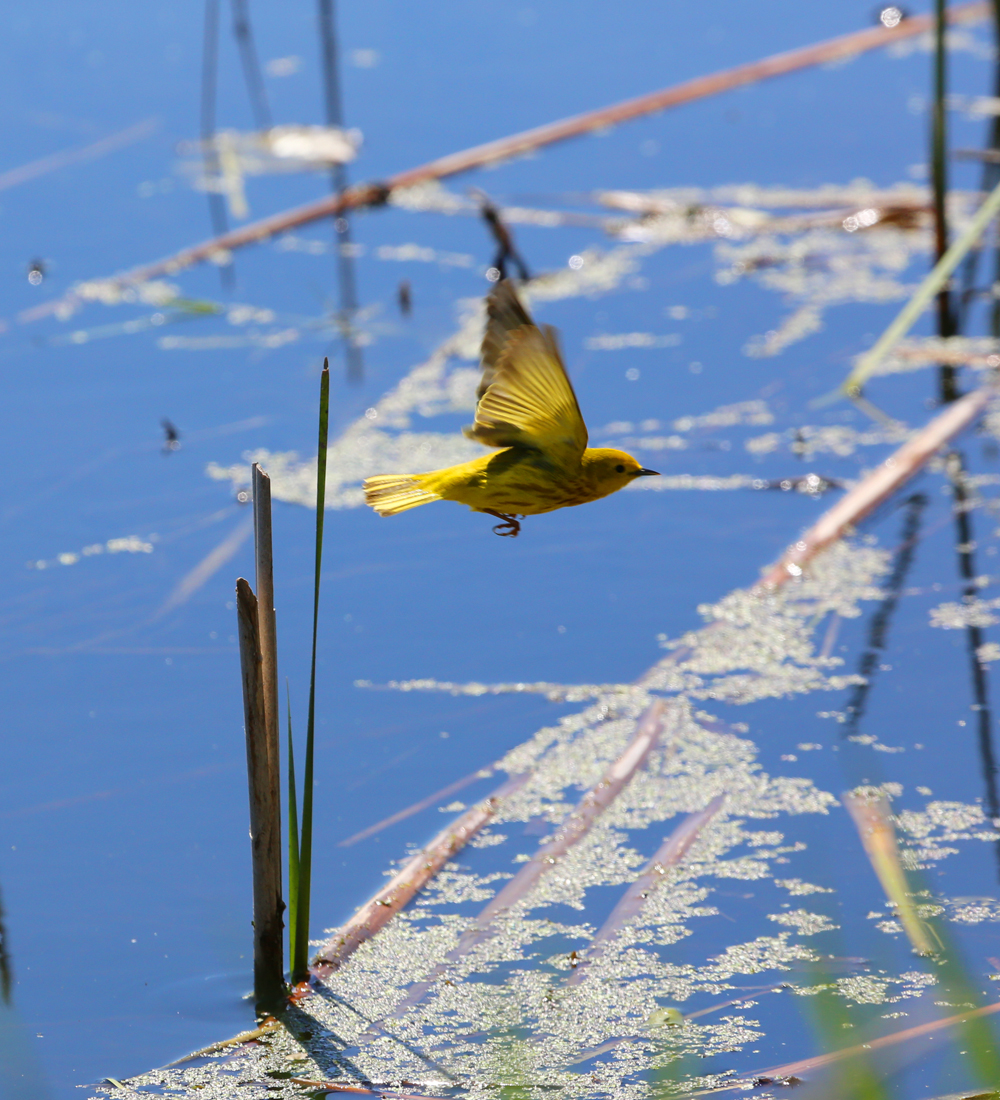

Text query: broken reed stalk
(842, 789), (937, 955)
(831, 179), (1000, 401)
(235, 578), (284, 1011)
(757, 383), (995, 590)
(252, 463), (281, 915)
(18, 2), (990, 324)
(933, 0), (959, 405)
(715, 1001), (1000, 1095)
(290, 359), (331, 984)
(310, 770), (532, 978)
(566, 793), (726, 986)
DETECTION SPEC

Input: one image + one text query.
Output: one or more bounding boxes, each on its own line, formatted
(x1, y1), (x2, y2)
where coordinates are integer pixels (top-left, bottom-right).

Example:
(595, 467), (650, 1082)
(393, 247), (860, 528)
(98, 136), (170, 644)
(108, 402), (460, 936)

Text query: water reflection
(200, 0), (235, 288)
(841, 493), (927, 741)
(946, 450), (1000, 878)
(319, 0), (364, 382)
(0, 880), (11, 1005)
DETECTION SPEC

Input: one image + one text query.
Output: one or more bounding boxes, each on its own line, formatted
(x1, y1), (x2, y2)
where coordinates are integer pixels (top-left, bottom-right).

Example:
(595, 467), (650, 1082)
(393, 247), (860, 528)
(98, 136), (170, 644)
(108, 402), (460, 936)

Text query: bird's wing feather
(465, 283), (587, 464)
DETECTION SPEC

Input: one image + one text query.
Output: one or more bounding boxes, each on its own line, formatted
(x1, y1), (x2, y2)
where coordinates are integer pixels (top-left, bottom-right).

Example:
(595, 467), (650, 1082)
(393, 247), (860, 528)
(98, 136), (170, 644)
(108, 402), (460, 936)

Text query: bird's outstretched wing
(464, 281), (587, 466)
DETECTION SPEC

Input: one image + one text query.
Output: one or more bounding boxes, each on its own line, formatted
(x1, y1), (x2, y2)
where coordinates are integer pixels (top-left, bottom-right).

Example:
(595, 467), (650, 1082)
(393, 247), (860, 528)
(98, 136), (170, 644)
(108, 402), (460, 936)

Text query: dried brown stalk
(236, 577), (284, 1010)
(251, 463), (281, 912)
(566, 792), (726, 986)
(757, 384), (994, 589)
(165, 1017), (281, 1066)
(18, 3), (987, 324)
(842, 789), (938, 956)
(310, 770), (531, 978)
(700, 1001), (1000, 1095)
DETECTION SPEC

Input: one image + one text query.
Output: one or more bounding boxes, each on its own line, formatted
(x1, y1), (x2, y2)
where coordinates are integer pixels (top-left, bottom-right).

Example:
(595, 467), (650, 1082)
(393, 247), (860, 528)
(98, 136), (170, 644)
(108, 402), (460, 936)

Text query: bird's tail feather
(364, 474), (441, 516)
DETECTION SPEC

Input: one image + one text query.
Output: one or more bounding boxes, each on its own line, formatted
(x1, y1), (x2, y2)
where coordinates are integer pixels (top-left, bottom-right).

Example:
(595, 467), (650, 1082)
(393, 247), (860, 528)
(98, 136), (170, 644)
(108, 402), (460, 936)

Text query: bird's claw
(485, 510), (522, 537)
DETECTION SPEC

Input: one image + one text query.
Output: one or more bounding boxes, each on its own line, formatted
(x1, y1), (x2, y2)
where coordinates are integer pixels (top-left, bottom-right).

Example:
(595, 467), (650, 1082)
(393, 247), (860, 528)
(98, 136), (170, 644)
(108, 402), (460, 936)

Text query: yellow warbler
(364, 281), (658, 536)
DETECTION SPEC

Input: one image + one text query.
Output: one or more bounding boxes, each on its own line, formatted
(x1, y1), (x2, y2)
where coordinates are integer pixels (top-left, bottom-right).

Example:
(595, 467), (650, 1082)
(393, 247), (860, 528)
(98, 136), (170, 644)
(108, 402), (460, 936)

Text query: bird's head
(583, 448), (659, 494)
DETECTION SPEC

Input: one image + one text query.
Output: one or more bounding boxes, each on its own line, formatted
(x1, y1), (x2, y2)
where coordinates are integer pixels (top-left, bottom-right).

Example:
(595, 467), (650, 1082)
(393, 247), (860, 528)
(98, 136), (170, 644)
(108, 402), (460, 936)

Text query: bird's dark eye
(615, 464), (625, 473)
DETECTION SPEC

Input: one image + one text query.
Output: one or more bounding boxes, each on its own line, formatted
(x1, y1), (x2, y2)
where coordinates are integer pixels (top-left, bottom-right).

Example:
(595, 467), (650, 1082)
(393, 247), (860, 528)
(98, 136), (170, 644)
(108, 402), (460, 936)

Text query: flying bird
(364, 281), (658, 537)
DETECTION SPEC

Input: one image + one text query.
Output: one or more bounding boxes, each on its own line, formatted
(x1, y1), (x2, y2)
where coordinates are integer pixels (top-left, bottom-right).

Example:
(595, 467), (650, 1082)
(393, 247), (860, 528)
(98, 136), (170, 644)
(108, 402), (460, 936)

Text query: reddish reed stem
(566, 793), (726, 986)
(310, 770), (530, 978)
(758, 385), (993, 589)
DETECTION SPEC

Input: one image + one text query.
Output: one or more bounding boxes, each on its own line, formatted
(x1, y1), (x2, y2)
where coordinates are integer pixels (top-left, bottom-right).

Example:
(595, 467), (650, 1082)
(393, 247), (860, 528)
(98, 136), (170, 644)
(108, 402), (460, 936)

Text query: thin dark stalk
(201, 0), (234, 288)
(955, 5), (1000, 328)
(230, 0), (272, 132)
(0, 882), (12, 1005)
(934, 0), (1000, 881)
(946, 452), (1000, 880)
(991, 0), (1000, 338)
(934, 0), (960, 402)
(292, 360), (330, 983)
(286, 683), (300, 975)
(318, 0), (363, 381)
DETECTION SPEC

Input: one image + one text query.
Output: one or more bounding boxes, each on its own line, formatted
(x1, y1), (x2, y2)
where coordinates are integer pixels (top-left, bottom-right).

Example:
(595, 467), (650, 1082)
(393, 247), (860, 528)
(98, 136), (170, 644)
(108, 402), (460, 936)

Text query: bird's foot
(483, 510), (522, 537)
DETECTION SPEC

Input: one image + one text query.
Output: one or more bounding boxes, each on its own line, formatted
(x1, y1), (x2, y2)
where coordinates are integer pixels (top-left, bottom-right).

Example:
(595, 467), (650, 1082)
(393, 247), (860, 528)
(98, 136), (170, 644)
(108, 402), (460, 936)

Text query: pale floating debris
(180, 125), (361, 176)
(357, 677), (637, 703)
(349, 48), (380, 68)
(584, 331), (681, 350)
(73, 277), (181, 309)
(601, 181), (930, 211)
(615, 434), (689, 452)
(28, 533), (155, 570)
(895, 800), (1000, 866)
(375, 243), (475, 267)
(888, 26), (995, 61)
(876, 334), (1000, 374)
(767, 909), (839, 935)
(929, 596), (1000, 630)
(593, 400), (772, 444)
(949, 92), (1000, 117)
(265, 54), (301, 77)
(226, 303), (276, 325)
(774, 878), (834, 895)
(274, 234), (329, 255)
(160, 328), (299, 351)
(631, 474), (759, 491)
(946, 897), (1000, 924)
(747, 421), (913, 458)
(672, 400), (774, 432)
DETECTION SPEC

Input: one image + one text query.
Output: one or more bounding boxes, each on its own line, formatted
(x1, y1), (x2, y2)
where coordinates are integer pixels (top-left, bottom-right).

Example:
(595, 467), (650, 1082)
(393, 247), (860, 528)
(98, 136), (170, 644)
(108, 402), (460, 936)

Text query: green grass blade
(292, 359), (330, 982)
(812, 177), (1000, 406)
(286, 680), (300, 977)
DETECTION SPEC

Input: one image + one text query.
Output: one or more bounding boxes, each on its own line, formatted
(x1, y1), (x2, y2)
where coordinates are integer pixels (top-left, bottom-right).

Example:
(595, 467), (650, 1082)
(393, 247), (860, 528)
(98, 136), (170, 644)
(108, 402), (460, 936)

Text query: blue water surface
(2, 1), (1000, 1096)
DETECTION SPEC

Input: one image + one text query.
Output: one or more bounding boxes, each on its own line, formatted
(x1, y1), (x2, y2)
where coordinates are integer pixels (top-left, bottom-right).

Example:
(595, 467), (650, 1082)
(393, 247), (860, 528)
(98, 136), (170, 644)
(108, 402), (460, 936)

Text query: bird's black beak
(636, 468), (659, 477)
